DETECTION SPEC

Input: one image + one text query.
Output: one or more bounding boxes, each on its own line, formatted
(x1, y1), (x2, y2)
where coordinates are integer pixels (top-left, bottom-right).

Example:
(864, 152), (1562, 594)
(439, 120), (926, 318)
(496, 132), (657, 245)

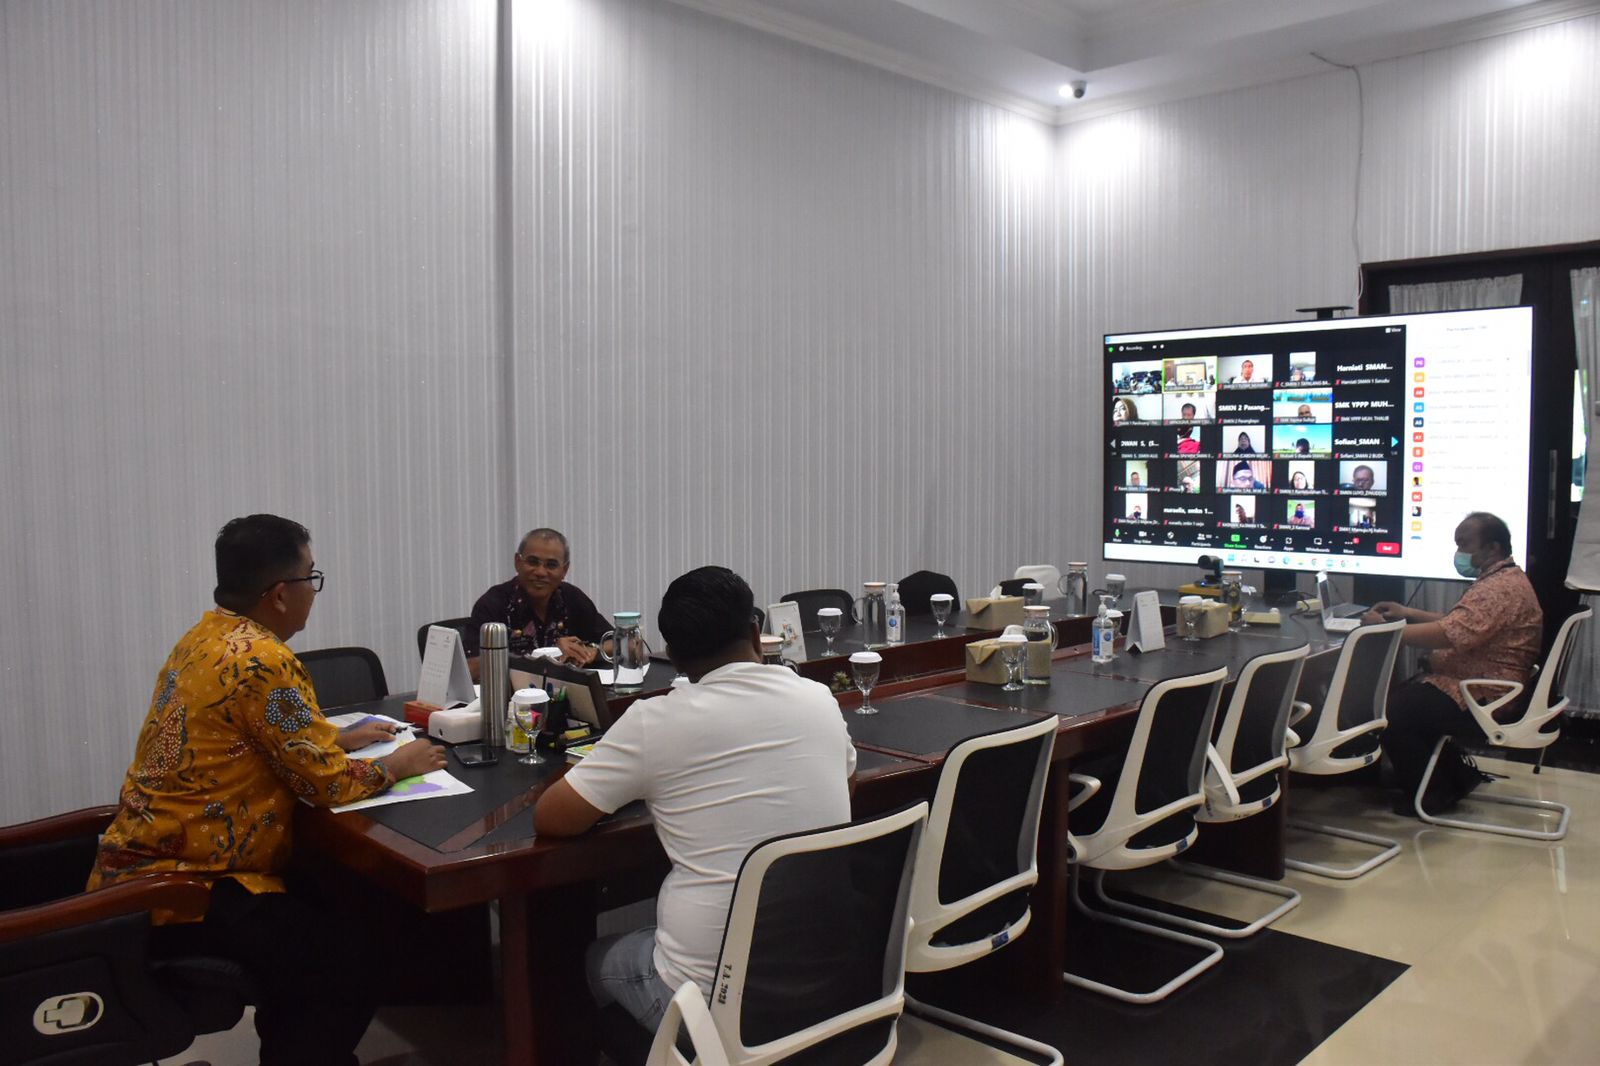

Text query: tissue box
(1195, 601), (1232, 639)
(965, 639), (1011, 685)
(965, 595), (1026, 630)
(428, 707), (485, 744)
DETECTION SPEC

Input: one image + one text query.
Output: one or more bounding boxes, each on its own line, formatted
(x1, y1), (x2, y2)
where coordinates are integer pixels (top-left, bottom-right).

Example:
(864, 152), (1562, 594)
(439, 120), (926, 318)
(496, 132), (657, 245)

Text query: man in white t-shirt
(534, 566), (857, 1029)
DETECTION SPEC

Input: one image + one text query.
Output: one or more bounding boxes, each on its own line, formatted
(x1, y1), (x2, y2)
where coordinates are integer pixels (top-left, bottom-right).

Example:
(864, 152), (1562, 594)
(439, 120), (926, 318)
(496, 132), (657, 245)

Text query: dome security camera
(1070, 80), (1087, 99)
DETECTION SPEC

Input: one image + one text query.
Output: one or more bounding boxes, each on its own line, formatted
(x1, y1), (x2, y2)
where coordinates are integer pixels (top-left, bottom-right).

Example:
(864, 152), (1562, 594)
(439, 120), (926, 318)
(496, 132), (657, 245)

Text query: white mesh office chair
(1064, 666), (1229, 1004)
(1093, 644), (1308, 938)
(1410, 607), (1592, 840)
(904, 716), (1063, 1066)
(1285, 619), (1405, 880)
(646, 803), (927, 1066)
(990, 564), (1063, 598)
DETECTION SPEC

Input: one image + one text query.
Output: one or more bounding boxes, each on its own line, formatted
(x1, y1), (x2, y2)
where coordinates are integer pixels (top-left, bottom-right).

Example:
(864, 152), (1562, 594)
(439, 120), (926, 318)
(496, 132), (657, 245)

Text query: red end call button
(1376, 542), (1401, 555)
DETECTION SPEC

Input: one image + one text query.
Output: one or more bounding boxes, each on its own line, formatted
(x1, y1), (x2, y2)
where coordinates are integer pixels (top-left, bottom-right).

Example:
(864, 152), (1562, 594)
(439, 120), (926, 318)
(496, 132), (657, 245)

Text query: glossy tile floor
(163, 756), (1600, 1065)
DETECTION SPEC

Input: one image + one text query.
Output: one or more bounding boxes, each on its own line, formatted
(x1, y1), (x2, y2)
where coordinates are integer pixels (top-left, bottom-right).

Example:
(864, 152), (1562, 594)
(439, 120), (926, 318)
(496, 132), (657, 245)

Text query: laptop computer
(1317, 571), (1367, 633)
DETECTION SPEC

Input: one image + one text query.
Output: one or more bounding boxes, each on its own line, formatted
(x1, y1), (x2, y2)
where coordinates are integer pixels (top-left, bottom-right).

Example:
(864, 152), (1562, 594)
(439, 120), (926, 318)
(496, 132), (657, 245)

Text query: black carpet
(922, 906), (1406, 1066)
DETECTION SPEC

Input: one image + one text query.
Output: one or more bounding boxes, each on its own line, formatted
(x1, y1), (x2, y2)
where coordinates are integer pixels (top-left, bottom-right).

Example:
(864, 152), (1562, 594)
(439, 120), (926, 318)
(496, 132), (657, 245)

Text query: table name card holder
(1125, 590), (1166, 654)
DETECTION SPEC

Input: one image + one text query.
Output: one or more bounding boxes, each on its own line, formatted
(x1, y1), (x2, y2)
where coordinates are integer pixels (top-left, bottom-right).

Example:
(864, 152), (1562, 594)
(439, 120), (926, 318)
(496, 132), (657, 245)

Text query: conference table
(295, 594), (1346, 1064)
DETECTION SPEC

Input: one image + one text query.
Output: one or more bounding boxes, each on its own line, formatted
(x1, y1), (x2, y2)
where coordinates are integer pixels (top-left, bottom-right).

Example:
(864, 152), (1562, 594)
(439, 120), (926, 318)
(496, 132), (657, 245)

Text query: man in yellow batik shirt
(88, 514), (445, 1066)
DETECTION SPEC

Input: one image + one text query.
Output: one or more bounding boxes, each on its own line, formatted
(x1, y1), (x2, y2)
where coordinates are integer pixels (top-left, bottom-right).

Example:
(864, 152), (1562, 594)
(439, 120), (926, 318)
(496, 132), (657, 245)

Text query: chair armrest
(1284, 727), (1300, 749)
(647, 981), (729, 1066)
(1203, 746), (1241, 808)
(1066, 774), (1102, 812)
(1288, 700), (1312, 727)
(1460, 679), (1525, 738)
(0, 805), (119, 849)
(0, 875), (212, 944)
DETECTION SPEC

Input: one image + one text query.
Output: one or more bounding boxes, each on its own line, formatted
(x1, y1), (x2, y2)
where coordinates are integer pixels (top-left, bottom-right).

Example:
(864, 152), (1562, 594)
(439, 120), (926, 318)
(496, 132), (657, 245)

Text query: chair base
(1063, 867), (1223, 1004)
(905, 995), (1063, 1066)
(1284, 820), (1400, 880)
(1091, 859), (1300, 939)
(1414, 737), (1571, 841)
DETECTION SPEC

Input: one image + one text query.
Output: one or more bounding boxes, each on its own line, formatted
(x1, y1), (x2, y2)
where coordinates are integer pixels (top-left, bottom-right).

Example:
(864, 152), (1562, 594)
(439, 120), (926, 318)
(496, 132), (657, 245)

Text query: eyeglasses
(280, 570), (325, 593)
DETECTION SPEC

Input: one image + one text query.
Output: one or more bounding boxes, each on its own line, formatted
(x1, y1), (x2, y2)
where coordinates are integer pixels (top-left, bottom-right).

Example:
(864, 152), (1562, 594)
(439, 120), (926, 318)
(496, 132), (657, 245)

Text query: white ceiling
(666, 0), (1600, 122)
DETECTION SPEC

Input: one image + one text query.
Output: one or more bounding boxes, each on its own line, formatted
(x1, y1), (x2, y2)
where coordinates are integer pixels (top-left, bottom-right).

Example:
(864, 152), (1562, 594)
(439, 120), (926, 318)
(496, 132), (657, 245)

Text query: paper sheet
(332, 769), (473, 813)
(594, 666), (647, 686)
(326, 713), (418, 761)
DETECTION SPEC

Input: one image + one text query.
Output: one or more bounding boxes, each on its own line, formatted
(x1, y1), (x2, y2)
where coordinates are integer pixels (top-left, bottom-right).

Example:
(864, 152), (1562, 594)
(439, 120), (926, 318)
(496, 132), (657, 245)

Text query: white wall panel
(507, 0), (1062, 628)
(1361, 16), (1600, 263)
(0, 1), (500, 822)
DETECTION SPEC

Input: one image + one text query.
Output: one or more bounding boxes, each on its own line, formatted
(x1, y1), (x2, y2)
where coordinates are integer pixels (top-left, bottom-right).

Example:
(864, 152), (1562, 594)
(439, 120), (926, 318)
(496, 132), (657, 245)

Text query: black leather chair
(893, 571), (959, 616)
(417, 617), (476, 659)
(299, 646), (388, 709)
(0, 807), (254, 1066)
(779, 589), (856, 632)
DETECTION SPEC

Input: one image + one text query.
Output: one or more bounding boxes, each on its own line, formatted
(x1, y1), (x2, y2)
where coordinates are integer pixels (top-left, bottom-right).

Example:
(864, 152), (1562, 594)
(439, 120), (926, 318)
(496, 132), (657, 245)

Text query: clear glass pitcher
(855, 582), (888, 648)
(599, 610), (651, 693)
(1058, 562), (1089, 616)
(1022, 605), (1056, 686)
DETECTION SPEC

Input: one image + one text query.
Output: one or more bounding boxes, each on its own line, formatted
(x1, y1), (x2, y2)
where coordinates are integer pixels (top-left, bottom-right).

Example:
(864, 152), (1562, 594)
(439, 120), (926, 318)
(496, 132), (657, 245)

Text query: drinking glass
(929, 593), (954, 636)
(817, 607), (843, 654)
(999, 635), (1027, 692)
(850, 651), (882, 715)
(1022, 582), (1045, 607)
(512, 703), (545, 766)
(1104, 573), (1127, 608)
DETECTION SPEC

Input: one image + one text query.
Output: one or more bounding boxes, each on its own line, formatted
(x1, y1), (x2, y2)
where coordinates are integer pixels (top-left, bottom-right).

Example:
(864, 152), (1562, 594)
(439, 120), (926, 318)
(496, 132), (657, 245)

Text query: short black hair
(1464, 511), (1513, 557)
(1233, 461), (1251, 476)
(1181, 402), (1196, 413)
(657, 566), (754, 665)
(518, 527), (571, 565)
(214, 515), (310, 612)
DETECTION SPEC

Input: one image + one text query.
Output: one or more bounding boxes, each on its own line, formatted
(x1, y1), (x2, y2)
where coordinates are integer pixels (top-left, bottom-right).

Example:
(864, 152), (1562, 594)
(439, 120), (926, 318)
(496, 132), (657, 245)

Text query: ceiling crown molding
(661, 0), (1060, 125)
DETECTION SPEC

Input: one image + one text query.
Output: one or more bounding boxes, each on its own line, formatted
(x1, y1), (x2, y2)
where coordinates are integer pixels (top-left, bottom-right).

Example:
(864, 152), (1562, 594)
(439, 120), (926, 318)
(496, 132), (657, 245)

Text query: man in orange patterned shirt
(1365, 512), (1544, 815)
(89, 514), (445, 1066)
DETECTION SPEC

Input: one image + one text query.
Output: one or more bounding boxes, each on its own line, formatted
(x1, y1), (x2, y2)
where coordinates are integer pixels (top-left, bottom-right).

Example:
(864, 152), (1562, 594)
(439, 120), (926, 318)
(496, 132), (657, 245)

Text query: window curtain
(1563, 267), (1600, 716)
(1385, 276), (1525, 678)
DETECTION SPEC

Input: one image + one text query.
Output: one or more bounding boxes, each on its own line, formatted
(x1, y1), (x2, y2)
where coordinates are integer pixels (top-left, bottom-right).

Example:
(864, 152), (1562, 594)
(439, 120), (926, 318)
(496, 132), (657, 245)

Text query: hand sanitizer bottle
(885, 583), (906, 646)
(1092, 595), (1117, 664)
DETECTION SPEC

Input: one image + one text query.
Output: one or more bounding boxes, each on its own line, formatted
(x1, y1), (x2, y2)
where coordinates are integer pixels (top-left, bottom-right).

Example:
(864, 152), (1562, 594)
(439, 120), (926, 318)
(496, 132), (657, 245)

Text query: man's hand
(557, 636), (599, 667)
(383, 738), (448, 781)
(337, 718), (404, 751)
(1365, 600), (1406, 623)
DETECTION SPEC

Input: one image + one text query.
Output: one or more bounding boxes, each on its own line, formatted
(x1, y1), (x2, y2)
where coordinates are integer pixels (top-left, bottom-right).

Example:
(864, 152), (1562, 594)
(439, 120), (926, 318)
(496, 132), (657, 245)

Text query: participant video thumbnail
(1283, 460), (1317, 492)
(1219, 354), (1273, 386)
(1111, 359), (1163, 395)
(1226, 426), (1267, 455)
(1272, 389), (1333, 423)
(1122, 461), (1149, 489)
(1216, 459), (1272, 492)
(1285, 499), (1316, 528)
(1112, 394), (1163, 423)
(1273, 423), (1332, 457)
(1339, 461), (1386, 492)
(1285, 352), (1319, 383)
(1163, 356), (1216, 390)
(1175, 459), (1201, 492)
(1125, 493), (1150, 521)
(1163, 393), (1215, 422)
(1222, 496), (1259, 526)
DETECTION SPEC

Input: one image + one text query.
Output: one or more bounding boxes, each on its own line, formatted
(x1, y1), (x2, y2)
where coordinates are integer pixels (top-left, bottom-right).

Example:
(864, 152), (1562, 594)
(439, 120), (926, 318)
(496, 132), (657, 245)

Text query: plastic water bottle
(885, 583), (905, 646)
(1092, 595), (1117, 664)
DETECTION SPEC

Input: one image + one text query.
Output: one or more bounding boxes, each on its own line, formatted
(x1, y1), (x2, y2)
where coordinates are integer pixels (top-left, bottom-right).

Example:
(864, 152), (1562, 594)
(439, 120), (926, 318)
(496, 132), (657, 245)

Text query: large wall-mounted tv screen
(1104, 306), (1533, 582)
